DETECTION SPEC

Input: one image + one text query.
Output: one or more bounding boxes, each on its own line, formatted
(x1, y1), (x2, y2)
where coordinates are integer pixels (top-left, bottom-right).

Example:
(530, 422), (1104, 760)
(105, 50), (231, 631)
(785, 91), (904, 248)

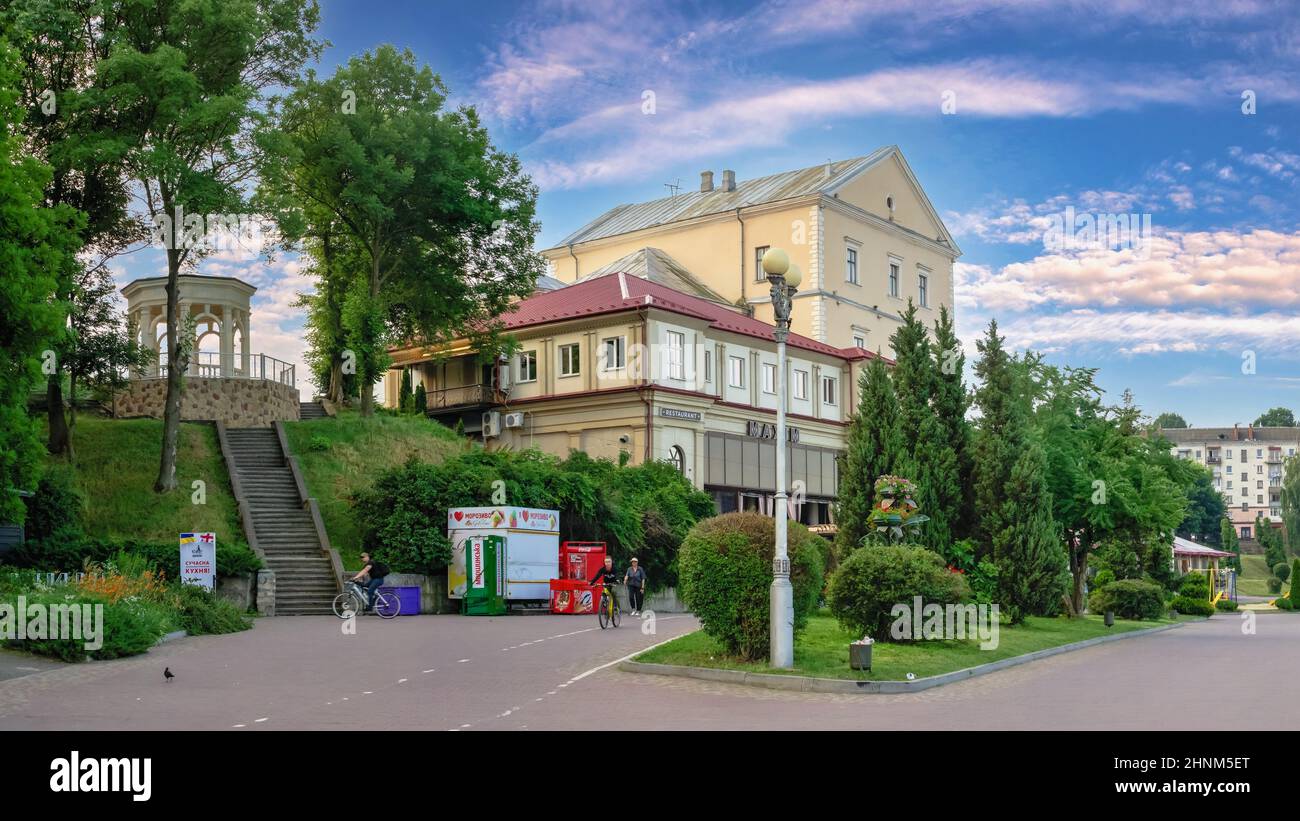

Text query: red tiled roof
(502, 273), (884, 362)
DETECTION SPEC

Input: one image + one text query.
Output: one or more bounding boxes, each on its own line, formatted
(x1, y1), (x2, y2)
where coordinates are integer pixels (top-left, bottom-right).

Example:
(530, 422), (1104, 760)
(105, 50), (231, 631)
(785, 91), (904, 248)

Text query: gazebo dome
(121, 274), (257, 379)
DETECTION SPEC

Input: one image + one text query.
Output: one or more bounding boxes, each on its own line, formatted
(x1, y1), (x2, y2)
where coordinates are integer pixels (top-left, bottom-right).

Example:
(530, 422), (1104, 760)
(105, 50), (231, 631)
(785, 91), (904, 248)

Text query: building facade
(538, 147), (960, 358)
(1163, 425), (1300, 539)
(386, 273), (883, 530)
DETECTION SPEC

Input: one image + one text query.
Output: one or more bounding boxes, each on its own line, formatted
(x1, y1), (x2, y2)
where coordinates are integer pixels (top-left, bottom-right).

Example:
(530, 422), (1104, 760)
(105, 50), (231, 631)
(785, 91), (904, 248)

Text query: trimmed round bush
(1268, 576), (1283, 594)
(1276, 596), (1294, 611)
(827, 545), (969, 641)
(1178, 573), (1210, 598)
(1089, 579), (1166, 621)
(1291, 559), (1300, 606)
(1091, 568), (1116, 590)
(1214, 598), (1238, 612)
(1170, 595), (1215, 617)
(1274, 563), (1291, 583)
(677, 512), (824, 661)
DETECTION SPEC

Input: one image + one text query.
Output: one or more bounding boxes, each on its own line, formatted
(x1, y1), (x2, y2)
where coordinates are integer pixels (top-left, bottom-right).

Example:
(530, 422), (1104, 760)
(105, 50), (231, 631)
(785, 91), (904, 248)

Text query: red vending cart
(549, 541), (606, 614)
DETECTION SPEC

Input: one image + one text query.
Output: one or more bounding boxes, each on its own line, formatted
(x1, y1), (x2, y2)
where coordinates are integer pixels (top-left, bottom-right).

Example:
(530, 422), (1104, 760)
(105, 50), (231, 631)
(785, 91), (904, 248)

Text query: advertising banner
(179, 532), (216, 590)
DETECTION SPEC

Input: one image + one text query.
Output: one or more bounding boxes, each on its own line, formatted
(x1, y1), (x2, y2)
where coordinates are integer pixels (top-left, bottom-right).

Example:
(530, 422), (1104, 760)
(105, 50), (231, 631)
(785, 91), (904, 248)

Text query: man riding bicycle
(352, 552), (390, 611)
(589, 554), (618, 588)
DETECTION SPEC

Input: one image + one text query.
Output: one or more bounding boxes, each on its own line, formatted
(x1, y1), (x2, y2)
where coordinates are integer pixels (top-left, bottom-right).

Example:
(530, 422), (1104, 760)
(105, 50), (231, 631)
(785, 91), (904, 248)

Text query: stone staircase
(223, 426), (338, 615)
(300, 400), (327, 420)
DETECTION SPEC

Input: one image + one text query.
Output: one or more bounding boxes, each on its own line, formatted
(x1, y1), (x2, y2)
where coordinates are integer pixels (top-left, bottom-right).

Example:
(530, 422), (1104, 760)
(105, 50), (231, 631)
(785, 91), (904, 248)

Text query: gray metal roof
(1162, 427), (1300, 444)
(550, 147), (897, 249)
(577, 247), (734, 306)
(533, 274), (569, 292)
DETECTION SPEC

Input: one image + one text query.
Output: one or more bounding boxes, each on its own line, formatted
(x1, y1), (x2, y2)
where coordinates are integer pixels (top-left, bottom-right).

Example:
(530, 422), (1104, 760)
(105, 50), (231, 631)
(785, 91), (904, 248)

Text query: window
(888, 260), (900, 297)
(728, 355), (745, 388)
(762, 363), (776, 394)
(1241, 449), (1247, 461)
(853, 335), (865, 349)
(669, 445), (685, 475)
(1257, 449), (1263, 458)
(666, 331), (685, 380)
(1196, 450), (1202, 458)
(822, 375), (837, 406)
(559, 343), (580, 377)
(704, 349), (712, 383)
(755, 246), (770, 283)
(846, 247), (858, 284)
(1258, 495), (1264, 504)
(1242, 502), (1249, 511)
(518, 350), (537, 382)
(793, 369), (808, 400)
(601, 336), (625, 370)
(1257, 465), (1263, 474)
(918, 272), (929, 307)
(1227, 465), (1233, 474)
(1228, 481), (1233, 489)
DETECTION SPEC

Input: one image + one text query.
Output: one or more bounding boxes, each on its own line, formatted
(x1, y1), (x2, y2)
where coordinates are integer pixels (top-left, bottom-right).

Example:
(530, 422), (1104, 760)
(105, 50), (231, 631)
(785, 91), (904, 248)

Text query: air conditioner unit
(503, 412), (525, 429)
(482, 411), (501, 438)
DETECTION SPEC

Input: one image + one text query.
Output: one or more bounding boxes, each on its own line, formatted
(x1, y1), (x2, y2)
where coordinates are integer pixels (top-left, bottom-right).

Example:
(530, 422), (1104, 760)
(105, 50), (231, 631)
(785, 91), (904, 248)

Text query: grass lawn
(283, 409), (464, 568)
(1238, 554), (1279, 597)
(42, 415), (248, 549)
(636, 610), (1187, 681)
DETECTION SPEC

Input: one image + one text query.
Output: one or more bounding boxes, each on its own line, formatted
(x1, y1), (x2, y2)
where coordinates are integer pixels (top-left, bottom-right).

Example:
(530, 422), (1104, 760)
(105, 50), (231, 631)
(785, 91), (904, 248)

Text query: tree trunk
(327, 359), (343, 405)
(359, 257), (380, 417)
(46, 375), (69, 456)
(155, 248), (183, 492)
(67, 370), (78, 463)
(1070, 547), (1088, 616)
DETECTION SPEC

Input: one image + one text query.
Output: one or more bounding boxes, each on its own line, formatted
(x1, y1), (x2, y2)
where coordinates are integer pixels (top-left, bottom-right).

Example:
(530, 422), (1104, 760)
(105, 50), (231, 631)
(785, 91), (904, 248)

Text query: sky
(112, 0), (1300, 424)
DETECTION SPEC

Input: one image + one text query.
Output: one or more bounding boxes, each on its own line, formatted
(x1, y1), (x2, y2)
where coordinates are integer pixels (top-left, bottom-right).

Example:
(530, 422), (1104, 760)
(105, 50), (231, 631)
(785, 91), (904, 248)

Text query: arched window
(669, 445), (686, 475)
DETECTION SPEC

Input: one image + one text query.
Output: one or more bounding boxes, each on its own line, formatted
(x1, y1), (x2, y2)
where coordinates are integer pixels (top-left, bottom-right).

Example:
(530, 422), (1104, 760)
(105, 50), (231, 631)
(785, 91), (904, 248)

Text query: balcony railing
(425, 383), (498, 410)
(147, 351), (295, 387)
(1267, 453), (1283, 464)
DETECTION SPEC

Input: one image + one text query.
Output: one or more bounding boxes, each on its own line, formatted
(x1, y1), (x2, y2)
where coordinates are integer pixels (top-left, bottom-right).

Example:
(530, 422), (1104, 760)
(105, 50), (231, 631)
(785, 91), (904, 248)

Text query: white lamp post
(761, 247), (801, 669)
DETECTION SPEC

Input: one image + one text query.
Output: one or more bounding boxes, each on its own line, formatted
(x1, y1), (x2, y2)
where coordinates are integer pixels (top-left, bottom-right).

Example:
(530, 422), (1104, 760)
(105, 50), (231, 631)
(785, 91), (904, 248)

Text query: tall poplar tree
(835, 354), (899, 558)
(971, 320), (1020, 560)
(932, 305), (974, 540)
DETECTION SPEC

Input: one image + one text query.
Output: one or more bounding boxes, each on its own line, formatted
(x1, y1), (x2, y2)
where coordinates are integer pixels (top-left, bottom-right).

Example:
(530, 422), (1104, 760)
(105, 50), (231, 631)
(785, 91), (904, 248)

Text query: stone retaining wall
(113, 377), (300, 427)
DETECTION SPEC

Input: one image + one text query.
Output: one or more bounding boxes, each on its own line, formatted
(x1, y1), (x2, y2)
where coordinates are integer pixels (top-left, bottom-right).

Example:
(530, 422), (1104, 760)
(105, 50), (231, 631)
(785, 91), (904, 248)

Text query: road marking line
(232, 724), (245, 728)
(422, 669), (436, 673)
(397, 678), (407, 683)
(457, 659), (469, 663)
(567, 634), (684, 684)
(254, 717), (268, 723)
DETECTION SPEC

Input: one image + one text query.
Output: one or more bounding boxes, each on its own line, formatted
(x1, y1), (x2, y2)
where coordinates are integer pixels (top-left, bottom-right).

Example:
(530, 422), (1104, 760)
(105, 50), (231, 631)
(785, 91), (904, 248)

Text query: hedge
(1089, 579), (1166, 621)
(677, 512), (824, 661)
(4, 536), (262, 579)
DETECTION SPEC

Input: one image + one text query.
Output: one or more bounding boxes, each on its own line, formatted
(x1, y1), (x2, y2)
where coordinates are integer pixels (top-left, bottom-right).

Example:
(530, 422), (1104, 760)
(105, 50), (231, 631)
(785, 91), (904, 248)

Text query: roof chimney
(1233, 423), (1239, 440)
(699, 170), (714, 192)
(1248, 423), (1255, 440)
(721, 169), (736, 192)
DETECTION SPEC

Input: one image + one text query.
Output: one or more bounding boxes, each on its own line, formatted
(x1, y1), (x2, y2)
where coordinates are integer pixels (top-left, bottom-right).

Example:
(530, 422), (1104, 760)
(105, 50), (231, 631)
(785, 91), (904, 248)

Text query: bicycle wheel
(333, 590), (363, 619)
(611, 600), (621, 628)
(597, 593), (610, 629)
(375, 590), (401, 620)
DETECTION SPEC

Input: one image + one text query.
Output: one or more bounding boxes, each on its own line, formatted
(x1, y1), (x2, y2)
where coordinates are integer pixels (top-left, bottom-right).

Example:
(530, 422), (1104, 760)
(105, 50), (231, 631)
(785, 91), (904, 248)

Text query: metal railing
(426, 383), (496, 410)
(149, 351), (295, 387)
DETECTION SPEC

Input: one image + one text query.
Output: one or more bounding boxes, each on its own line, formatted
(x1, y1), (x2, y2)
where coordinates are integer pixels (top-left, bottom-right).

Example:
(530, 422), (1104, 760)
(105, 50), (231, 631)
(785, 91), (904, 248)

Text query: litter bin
(379, 586), (420, 616)
(462, 535), (506, 616)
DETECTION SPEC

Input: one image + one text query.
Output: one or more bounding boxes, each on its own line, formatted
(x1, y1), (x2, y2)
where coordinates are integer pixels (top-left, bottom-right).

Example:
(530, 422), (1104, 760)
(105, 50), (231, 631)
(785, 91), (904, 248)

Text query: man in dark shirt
(353, 552), (390, 611)
(589, 555), (618, 587)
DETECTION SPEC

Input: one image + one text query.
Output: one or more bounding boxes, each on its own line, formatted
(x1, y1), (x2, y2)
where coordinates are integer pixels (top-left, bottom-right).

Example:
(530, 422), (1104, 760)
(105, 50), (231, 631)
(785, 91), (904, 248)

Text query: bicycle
(595, 581), (621, 629)
(333, 580), (400, 620)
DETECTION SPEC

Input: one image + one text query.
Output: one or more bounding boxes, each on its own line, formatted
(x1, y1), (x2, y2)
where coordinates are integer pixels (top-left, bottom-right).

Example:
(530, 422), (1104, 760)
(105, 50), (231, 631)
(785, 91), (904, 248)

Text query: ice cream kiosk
(447, 507), (560, 611)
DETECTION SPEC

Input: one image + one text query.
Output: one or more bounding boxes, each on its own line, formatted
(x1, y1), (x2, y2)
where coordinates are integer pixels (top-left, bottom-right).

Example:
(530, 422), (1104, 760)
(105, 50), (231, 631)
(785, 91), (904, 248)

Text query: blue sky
(117, 0), (1300, 423)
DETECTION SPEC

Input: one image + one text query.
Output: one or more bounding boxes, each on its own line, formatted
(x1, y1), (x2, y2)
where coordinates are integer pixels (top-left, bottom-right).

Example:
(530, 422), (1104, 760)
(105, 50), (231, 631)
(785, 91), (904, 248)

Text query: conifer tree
(835, 354), (899, 558)
(972, 319), (1020, 561)
(932, 305), (974, 540)
(994, 438), (1068, 621)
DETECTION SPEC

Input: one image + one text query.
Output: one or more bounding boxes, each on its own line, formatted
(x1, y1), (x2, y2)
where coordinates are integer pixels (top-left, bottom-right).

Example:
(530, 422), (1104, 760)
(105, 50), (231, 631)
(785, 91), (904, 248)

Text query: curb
(158, 630), (188, 645)
(620, 620), (1188, 694)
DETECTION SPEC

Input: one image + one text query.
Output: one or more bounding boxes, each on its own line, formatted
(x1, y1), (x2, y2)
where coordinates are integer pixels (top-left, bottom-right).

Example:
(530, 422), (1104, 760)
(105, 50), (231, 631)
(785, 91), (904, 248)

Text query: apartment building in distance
(385, 272), (885, 529)
(539, 146), (960, 358)
(1163, 424), (1300, 540)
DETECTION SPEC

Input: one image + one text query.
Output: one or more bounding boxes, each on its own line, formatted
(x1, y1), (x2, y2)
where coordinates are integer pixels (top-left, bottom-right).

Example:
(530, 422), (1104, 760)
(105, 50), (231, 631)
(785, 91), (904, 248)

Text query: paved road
(0, 610), (1292, 730)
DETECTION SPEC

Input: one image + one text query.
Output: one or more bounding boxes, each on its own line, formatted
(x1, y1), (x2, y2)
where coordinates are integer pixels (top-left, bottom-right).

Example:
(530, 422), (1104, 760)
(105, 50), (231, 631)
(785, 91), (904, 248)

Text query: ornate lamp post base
(770, 559), (794, 668)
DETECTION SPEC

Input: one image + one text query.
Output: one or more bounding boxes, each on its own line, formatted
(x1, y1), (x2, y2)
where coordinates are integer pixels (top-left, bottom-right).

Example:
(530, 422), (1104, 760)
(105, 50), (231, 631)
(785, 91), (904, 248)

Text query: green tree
(1219, 517), (1241, 573)
(256, 45), (543, 417)
(1254, 407), (1296, 427)
(1153, 412), (1189, 429)
(399, 367), (414, 413)
(888, 300), (933, 478)
(835, 354), (899, 558)
(994, 438), (1067, 622)
(971, 319), (1021, 561)
(1282, 454), (1300, 555)
(91, 0), (322, 491)
(0, 34), (80, 522)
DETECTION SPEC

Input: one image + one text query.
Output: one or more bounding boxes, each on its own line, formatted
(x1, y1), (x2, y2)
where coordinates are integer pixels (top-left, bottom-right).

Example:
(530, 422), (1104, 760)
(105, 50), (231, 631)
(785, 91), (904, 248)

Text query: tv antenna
(664, 179), (681, 198)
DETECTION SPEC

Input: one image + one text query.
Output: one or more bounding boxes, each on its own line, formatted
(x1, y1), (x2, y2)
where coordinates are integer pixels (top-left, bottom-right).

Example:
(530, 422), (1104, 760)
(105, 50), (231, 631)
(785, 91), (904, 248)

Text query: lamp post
(761, 248), (802, 669)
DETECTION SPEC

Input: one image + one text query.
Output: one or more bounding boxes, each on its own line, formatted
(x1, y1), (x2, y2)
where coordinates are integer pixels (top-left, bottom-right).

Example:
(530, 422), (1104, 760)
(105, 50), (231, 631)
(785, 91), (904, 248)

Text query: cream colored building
(386, 273), (884, 527)
(540, 146), (960, 357)
(1164, 425), (1299, 540)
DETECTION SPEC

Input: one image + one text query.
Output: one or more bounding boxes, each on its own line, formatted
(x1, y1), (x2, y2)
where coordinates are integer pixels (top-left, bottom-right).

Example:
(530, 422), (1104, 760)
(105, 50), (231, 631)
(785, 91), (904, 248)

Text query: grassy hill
(39, 415), (248, 550)
(283, 410), (466, 568)
(1239, 553), (1283, 597)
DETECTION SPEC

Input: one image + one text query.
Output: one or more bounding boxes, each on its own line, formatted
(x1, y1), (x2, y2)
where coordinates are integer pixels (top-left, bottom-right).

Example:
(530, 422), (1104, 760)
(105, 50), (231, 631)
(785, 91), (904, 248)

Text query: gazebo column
(219, 304), (235, 377)
(240, 309), (251, 377)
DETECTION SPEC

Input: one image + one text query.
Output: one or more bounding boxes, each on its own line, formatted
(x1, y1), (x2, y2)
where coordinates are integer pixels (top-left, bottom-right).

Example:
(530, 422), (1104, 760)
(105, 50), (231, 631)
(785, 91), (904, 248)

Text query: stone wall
(113, 377), (300, 428)
(341, 571), (456, 614)
(214, 572), (257, 612)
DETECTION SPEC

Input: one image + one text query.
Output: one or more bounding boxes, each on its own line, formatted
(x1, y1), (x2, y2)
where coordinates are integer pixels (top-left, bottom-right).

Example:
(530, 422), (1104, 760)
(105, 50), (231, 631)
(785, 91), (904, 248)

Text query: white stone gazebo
(115, 274), (301, 427)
